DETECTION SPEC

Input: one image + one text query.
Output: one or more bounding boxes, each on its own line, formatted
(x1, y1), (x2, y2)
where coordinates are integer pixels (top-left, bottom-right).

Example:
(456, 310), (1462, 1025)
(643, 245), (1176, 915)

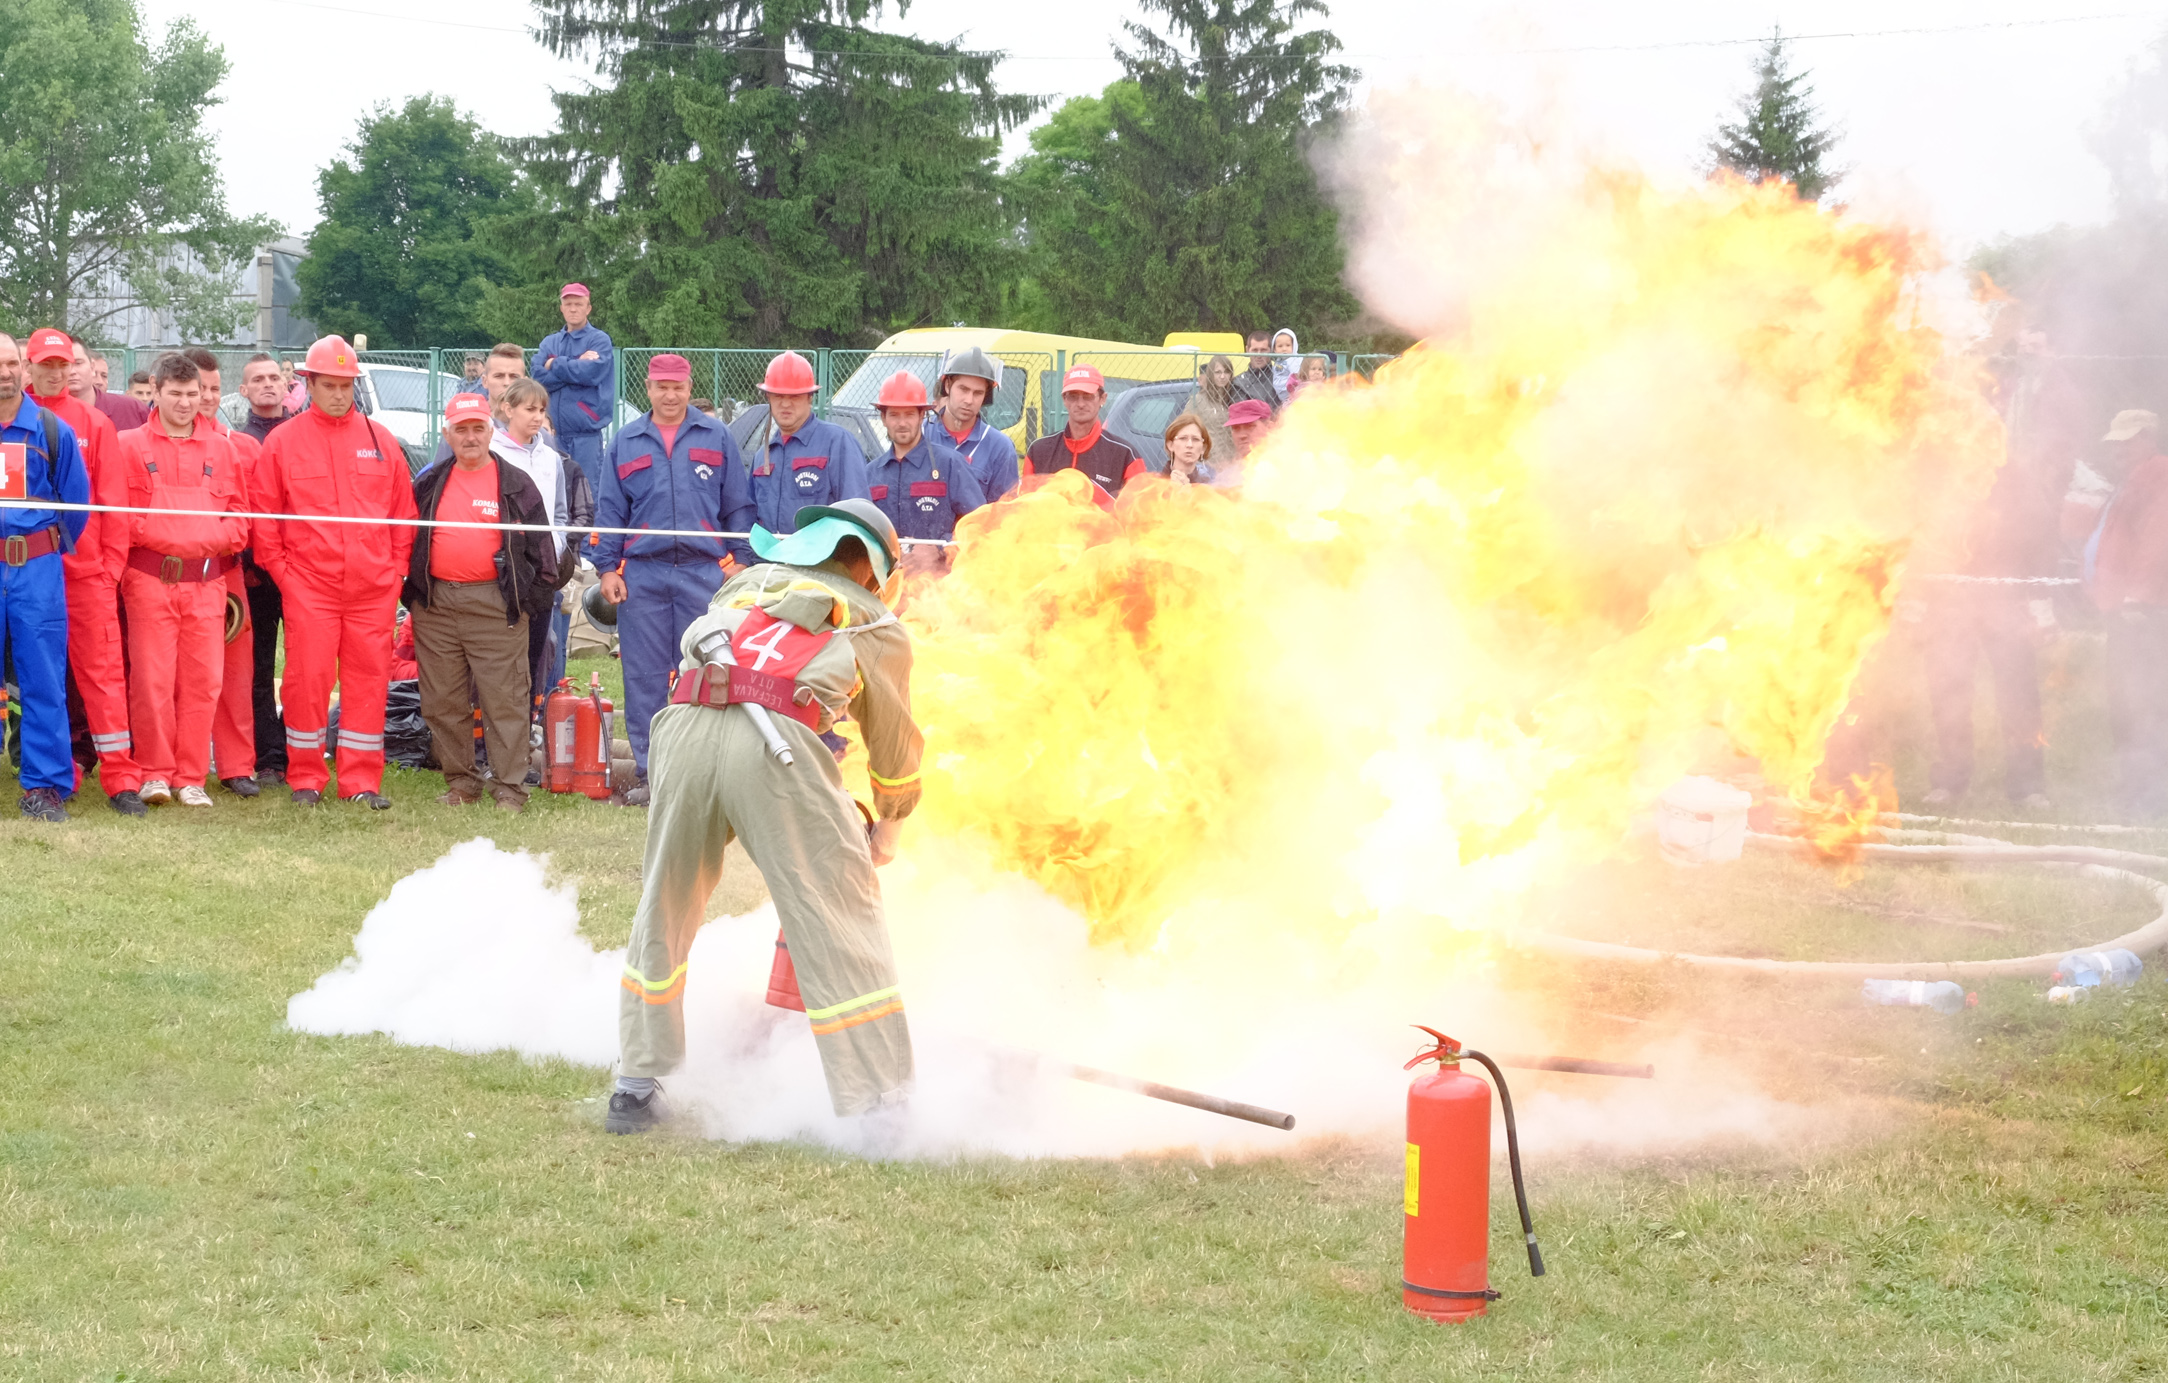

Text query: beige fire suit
(617, 562), (923, 1116)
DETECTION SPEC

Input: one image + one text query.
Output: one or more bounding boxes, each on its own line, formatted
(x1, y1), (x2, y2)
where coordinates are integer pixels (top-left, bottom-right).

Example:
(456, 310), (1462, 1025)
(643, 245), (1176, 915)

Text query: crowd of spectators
(0, 298), (1347, 821)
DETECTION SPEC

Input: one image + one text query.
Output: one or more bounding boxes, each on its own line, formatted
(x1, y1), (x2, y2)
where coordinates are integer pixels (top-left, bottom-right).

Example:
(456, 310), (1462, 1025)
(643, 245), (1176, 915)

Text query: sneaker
(140, 779), (173, 805)
(1920, 787), (1955, 807)
(344, 791), (392, 811)
(219, 775), (261, 798)
(622, 780), (650, 808)
(291, 788), (322, 806)
(260, 766), (286, 785)
(19, 788), (67, 823)
(177, 785), (213, 808)
(605, 1089), (664, 1135)
(108, 790), (147, 818)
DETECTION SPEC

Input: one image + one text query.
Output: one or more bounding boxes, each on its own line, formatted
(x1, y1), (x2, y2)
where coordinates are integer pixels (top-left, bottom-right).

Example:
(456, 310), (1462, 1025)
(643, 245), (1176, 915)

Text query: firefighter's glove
(868, 817), (903, 867)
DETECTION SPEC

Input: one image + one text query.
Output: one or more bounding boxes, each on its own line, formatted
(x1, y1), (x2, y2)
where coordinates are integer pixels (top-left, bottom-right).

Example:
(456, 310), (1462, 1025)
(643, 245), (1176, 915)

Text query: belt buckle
(160, 555), (184, 584)
(3, 535), (25, 567)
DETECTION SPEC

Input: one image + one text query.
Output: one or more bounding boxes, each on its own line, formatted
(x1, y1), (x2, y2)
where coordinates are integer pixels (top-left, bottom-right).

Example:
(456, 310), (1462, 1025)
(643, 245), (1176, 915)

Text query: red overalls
(115, 422), (250, 789)
(208, 424), (263, 780)
(28, 389), (140, 794)
(253, 407), (417, 795)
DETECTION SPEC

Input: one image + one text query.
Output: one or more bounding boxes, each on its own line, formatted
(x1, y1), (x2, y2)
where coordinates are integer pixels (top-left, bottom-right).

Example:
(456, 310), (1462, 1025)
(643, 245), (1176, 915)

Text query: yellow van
(827, 327), (1221, 453)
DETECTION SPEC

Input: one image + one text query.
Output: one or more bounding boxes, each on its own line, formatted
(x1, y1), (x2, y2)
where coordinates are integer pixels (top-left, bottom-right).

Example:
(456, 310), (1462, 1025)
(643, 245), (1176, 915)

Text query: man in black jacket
(405, 394), (564, 811)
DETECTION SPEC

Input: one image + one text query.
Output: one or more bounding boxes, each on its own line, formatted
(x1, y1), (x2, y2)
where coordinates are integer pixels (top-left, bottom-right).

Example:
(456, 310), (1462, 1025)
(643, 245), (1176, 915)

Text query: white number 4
(738, 620), (793, 670)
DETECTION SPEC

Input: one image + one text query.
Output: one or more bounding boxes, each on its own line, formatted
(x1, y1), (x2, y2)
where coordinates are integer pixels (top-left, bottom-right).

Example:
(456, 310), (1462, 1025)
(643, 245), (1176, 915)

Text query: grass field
(6, 636), (2168, 1380)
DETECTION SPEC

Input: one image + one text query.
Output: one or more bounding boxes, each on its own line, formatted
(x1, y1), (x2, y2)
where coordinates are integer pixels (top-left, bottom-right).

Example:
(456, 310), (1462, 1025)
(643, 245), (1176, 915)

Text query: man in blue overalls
(728, 351), (869, 569)
(865, 371), (986, 578)
(596, 353), (752, 806)
(0, 333), (92, 822)
(932, 346), (1019, 503)
(532, 282), (614, 500)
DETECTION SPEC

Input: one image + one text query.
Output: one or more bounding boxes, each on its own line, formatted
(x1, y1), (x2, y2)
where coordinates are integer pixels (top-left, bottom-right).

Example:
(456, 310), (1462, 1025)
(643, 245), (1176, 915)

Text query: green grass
(6, 638), (2168, 1379)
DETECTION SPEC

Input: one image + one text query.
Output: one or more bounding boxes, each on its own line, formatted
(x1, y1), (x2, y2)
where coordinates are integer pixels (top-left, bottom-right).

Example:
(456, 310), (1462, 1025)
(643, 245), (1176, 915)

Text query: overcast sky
(153, 0), (2167, 260)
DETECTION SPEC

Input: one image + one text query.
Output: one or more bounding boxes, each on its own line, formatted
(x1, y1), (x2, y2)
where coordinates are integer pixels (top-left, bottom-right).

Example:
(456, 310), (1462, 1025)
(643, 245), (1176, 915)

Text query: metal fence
(88, 342), (1400, 460)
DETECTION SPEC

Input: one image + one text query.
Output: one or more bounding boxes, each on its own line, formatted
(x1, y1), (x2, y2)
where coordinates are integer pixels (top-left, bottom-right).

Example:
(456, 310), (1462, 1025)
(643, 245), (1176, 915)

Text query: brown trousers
(412, 578), (530, 804)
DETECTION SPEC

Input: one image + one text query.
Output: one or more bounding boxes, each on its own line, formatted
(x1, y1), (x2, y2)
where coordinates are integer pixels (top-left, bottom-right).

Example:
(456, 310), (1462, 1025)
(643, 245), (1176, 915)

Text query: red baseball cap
(1061, 364), (1105, 395)
(647, 353), (692, 382)
(1227, 399), (1273, 426)
(26, 328), (72, 364)
(443, 394), (495, 428)
(560, 282), (591, 299)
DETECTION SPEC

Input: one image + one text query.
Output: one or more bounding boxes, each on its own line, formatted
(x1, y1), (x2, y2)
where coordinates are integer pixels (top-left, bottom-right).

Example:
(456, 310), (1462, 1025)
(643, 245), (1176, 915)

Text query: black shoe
(523, 767), (541, 786)
(621, 780), (650, 808)
(220, 775), (261, 798)
(344, 791), (392, 810)
(260, 766), (286, 785)
(291, 788), (322, 805)
(108, 790), (148, 818)
(19, 788), (68, 823)
(605, 1089), (663, 1134)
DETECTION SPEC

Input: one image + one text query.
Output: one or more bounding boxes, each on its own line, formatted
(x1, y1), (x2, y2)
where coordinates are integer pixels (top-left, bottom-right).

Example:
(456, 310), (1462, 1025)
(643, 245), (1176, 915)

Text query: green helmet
(748, 498), (903, 583)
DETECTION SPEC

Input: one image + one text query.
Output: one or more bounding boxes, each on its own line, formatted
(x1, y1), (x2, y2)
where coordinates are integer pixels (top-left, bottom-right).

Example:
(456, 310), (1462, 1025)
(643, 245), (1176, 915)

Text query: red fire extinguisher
(542, 678), (581, 793)
(572, 671), (614, 800)
(1402, 1026), (1543, 1322)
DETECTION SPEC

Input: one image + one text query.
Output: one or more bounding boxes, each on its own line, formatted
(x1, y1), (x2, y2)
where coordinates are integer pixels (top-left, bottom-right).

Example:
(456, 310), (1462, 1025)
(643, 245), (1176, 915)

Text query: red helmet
(874, 370), (929, 410)
(761, 351), (818, 395)
(299, 334), (362, 379)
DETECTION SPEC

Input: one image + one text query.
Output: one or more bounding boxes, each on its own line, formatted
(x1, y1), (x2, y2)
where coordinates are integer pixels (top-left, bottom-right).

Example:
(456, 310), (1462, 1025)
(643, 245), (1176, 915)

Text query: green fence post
(426, 348), (441, 458)
(815, 348), (831, 418)
(611, 349), (623, 439)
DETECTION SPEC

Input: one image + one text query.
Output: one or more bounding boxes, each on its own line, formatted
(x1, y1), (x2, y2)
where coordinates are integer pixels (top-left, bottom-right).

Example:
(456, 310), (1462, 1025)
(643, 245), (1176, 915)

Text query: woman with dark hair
(1182, 354), (1237, 459)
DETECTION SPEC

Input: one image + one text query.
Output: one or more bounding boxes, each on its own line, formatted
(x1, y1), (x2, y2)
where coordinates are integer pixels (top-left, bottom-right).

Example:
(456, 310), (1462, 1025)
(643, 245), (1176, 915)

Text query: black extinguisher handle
(1464, 1049), (1545, 1278)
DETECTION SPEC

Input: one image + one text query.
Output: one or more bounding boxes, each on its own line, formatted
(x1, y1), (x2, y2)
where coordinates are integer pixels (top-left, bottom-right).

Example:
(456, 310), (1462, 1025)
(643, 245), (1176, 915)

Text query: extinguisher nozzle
(1526, 1238), (1546, 1278)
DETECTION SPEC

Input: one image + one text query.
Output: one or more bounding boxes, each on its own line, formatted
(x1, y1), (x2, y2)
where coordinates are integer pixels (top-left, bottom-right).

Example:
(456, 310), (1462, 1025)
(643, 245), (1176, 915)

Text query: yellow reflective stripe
(809, 998), (904, 1036)
(803, 984), (900, 1022)
(622, 962), (688, 993)
(868, 769), (920, 788)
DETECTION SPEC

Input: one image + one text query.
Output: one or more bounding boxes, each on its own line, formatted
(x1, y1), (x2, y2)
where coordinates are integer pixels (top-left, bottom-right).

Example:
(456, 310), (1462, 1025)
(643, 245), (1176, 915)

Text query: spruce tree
(510, 0), (1042, 347)
(1014, 0), (1360, 342)
(1708, 29), (1842, 202)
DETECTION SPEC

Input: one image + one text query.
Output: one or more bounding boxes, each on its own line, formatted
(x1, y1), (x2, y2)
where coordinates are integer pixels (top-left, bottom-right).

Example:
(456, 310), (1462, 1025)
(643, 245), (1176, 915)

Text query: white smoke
(288, 838), (1811, 1160)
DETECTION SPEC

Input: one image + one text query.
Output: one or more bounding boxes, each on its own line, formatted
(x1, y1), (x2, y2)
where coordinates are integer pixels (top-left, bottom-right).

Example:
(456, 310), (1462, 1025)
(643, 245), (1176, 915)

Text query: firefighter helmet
(299, 334), (362, 378)
(760, 351), (818, 395)
(873, 370), (930, 410)
(582, 581), (620, 628)
(937, 346), (1001, 396)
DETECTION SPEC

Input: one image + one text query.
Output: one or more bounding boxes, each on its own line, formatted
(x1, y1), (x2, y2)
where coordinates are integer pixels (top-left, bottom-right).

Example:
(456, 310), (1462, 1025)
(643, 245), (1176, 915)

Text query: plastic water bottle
(2052, 950), (2143, 989)
(1861, 979), (1972, 1015)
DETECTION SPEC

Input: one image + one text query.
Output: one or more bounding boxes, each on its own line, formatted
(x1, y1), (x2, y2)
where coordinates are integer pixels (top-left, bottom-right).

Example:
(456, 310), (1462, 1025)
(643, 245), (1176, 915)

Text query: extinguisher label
(554, 719), (574, 763)
(1405, 1143), (1420, 1217)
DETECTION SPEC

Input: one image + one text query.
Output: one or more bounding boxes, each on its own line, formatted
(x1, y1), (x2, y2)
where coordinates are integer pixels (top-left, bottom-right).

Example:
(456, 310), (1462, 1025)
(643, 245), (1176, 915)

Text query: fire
(884, 154), (2000, 951)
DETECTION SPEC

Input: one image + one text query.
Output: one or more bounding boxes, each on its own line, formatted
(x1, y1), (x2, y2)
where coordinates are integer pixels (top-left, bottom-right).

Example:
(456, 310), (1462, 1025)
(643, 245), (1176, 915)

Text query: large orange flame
(883, 169), (2000, 949)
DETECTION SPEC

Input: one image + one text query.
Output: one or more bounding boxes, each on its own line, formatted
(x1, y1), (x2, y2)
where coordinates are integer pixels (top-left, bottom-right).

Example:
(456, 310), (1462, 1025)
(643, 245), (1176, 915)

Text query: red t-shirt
(656, 422), (680, 455)
(430, 460), (503, 582)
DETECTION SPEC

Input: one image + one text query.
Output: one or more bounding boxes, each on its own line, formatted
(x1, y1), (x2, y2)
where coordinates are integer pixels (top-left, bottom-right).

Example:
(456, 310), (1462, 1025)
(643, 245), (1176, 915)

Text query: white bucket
(1656, 776), (1752, 865)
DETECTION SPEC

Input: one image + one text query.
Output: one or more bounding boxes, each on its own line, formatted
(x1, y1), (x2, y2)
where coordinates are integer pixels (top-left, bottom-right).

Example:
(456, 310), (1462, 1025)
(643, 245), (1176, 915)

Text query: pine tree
(510, 0), (1042, 347)
(1708, 30), (1842, 202)
(1014, 0), (1359, 341)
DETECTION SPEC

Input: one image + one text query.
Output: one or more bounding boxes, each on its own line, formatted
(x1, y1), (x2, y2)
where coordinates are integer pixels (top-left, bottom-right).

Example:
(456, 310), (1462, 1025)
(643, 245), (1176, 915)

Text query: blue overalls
(935, 417), (1020, 504)
(595, 411), (752, 775)
(0, 397), (91, 793)
(532, 323), (615, 500)
(868, 435), (987, 545)
(730, 418), (870, 567)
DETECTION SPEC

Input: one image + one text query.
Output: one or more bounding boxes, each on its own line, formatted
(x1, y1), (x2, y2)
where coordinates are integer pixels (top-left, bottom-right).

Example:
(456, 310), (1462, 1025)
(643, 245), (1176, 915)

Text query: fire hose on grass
(1529, 830), (2168, 979)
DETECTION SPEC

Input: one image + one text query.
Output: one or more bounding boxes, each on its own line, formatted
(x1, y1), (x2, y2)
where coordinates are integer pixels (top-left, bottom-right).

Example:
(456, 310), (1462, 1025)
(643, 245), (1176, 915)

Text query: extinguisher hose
(1464, 1049), (1545, 1278)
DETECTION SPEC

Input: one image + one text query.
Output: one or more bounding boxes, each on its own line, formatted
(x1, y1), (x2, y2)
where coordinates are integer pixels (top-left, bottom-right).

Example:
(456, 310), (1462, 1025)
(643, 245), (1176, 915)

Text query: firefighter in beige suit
(608, 499), (922, 1132)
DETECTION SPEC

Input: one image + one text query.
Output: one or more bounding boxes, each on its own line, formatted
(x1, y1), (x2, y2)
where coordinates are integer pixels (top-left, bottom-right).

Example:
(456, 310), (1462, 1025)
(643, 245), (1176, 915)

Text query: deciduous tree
(0, 0), (273, 341)
(298, 97), (536, 349)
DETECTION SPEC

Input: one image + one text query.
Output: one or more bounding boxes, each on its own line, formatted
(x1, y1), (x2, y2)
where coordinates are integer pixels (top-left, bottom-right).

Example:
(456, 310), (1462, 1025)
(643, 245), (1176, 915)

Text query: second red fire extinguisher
(1402, 1025), (1543, 1322)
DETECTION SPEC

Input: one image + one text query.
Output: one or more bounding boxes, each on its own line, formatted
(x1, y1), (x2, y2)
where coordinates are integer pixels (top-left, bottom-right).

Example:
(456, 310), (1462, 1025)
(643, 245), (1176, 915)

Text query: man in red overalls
(113, 353), (250, 807)
(254, 335), (418, 808)
(179, 349), (269, 797)
(22, 328), (144, 815)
